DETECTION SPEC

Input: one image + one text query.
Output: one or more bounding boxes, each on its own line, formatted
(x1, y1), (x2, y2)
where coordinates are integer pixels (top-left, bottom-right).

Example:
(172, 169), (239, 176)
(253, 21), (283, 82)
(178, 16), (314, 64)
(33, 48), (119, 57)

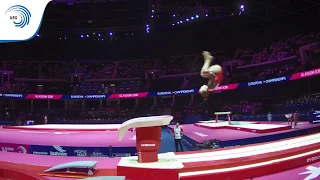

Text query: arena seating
(116, 60), (153, 78)
(155, 55), (197, 75)
(79, 61), (115, 79)
(117, 80), (143, 93)
(79, 83), (103, 94)
(0, 32), (318, 95)
(148, 77), (184, 91)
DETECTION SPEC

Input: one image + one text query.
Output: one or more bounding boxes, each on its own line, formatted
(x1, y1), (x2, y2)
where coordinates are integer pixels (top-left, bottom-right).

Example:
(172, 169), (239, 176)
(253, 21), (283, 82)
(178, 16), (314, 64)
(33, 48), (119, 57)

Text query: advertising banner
(25, 94), (63, 99)
(0, 68), (318, 100)
(67, 147), (109, 157)
(109, 92), (149, 99)
(290, 68), (320, 80)
(111, 147), (137, 157)
(30, 145), (136, 157)
(0, 94), (25, 98)
(30, 145), (68, 156)
(0, 143), (30, 153)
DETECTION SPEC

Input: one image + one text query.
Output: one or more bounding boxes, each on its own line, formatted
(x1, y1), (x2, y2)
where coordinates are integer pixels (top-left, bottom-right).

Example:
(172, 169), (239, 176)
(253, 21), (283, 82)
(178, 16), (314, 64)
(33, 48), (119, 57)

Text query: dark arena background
(0, 0), (320, 180)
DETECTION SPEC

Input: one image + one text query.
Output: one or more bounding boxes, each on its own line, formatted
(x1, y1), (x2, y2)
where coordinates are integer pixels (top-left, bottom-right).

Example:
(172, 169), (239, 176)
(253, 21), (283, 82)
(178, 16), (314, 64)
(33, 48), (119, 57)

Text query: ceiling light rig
(172, 13), (208, 26)
(54, 26), (145, 40)
(239, 4), (245, 15)
(151, 5), (155, 18)
(146, 4), (155, 34)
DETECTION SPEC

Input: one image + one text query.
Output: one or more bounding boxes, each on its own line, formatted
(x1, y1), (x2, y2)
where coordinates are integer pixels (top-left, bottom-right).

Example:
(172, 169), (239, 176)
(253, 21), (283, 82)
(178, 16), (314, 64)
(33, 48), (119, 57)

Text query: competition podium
(118, 115), (173, 163)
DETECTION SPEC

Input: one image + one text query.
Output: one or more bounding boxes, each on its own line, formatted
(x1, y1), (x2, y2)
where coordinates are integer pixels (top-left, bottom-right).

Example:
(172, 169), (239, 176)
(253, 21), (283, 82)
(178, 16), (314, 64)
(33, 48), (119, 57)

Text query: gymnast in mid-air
(199, 51), (223, 99)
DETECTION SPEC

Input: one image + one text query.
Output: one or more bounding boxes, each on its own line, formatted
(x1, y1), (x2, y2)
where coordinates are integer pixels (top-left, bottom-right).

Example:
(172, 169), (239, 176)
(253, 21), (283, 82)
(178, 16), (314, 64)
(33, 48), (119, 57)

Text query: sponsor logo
(157, 89), (195, 96)
(86, 95), (106, 99)
(33, 145), (67, 156)
(4, 94), (23, 98)
(70, 95), (84, 99)
(32, 151), (48, 155)
(35, 95), (54, 99)
(173, 89), (195, 95)
(113, 153), (131, 157)
(1, 147), (14, 152)
(90, 152), (107, 157)
(118, 94), (140, 98)
(307, 155), (320, 163)
(141, 144), (155, 147)
(74, 149), (87, 157)
(1, 146), (27, 153)
(264, 76), (286, 84)
(17, 146), (27, 153)
(157, 91), (172, 96)
(300, 69), (320, 78)
(214, 85), (229, 90)
(248, 81), (263, 86)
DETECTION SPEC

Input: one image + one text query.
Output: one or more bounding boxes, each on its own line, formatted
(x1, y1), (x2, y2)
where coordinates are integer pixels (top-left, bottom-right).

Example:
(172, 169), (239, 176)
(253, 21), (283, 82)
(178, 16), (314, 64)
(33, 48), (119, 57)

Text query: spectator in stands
(267, 112), (272, 122)
(308, 108), (315, 124)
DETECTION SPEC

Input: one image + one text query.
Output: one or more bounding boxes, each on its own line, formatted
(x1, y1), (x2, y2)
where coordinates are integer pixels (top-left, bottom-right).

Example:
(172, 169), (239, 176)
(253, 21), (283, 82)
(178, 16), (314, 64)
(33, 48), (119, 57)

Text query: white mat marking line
(176, 134), (320, 162)
(15, 124), (121, 129)
(198, 123), (288, 130)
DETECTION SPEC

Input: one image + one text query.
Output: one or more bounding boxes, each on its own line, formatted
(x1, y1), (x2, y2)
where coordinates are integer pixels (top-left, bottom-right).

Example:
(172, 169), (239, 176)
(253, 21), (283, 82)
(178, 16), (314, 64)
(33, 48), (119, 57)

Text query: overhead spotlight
(80, 35), (84, 38)
(173, 14), (176, 17)
(196, 15), (199, 18)
(86, 34), (89, 38)
(186, 18), (189, 21)
(239, 4), (245, 15)
(98, 34), (101, 37)
(64, 37), (67, 40)
(172, 23), (175, 26)
(180, 21), (182, 23)
(151, 15), (154, 18)
(177, 22), (180, 24)
(205, 14), (208, 17)
(109, 32), (113, 36)
(36, 34), (40, 37)
(151, 9), (154, 13)
(191, 17), (194, 20)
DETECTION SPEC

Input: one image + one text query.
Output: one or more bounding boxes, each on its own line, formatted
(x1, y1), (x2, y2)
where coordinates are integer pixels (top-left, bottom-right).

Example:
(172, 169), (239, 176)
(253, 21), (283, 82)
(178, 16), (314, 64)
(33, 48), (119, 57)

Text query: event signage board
(0, 143), (30, 154)
(30, 145), (136, 157)
(0, 68), (318, 100)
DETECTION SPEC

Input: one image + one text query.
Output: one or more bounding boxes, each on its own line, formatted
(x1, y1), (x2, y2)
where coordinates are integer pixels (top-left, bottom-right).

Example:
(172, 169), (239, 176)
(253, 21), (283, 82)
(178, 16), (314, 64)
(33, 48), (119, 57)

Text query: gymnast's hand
(202, 51), (214, 61)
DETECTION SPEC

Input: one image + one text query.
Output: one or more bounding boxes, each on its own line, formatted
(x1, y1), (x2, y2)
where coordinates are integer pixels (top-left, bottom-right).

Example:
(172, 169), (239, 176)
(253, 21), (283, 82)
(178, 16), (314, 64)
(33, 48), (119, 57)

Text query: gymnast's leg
(178, 139), (184, 152)
(200, 51), (214, 78)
